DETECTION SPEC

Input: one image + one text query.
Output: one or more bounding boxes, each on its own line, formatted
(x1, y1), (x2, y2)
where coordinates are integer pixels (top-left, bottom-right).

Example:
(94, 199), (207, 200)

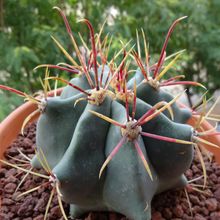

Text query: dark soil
(0, 123), (220, 220)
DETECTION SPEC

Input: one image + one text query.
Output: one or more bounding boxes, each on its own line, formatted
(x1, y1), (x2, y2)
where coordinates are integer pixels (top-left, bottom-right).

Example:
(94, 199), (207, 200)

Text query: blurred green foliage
(0, 0), (220, 121)
(0, 91), (23, 121)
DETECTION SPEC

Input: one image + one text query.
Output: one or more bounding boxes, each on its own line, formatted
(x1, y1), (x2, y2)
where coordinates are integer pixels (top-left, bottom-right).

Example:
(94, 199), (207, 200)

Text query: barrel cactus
(1, 7), (220, 220)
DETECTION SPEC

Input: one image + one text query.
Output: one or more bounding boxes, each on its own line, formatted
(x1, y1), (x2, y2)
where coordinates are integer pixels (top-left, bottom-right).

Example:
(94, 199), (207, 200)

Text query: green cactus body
(60, 74), (90, 99)
(0, 12), (207, 220)
(136, 82), (192, 123)
(50, 97), (161, 220)
(127, 69), (144, 89)
(103, 100), (158, 220)
(30, 70), (195, 220)
(133, 98), (194, 192)
(31, 93), (87, 169)
(28, 66), (196, 220)
(52, 96), (111, 206)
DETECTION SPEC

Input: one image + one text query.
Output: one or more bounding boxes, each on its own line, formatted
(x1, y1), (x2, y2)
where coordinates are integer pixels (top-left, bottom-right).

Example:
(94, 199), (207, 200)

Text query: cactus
(1, 7), (220, 220)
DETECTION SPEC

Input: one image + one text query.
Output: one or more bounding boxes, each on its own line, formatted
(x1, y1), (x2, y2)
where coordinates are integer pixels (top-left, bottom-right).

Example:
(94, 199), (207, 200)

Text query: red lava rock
(32, 175), (43, 184)
(194, 213), (206, 220)
(0, 168), (6, 178)
(162, 207), (172, 219)
(4, 175), (18, 184)
(10, 204), (20, 214)
(193, 205), (203, 214)
(210, 173), (218, 183)
(192, 165), (200, 173)
(22, 138), (33, 149)
(50, 205), (62, 218)
(0, 212), (15, 219)
(4, 182), (17, 193)
(151, 211), (165, 220)
(182, 213), (193, 220)
(4, 168), (17, 177)
(189, 194), (200, 205)
(173, 205), (184, 218)
(33, 215), (44, 220)
(17, 196), (36, 217)
(218, 202), (220, 210)
(214, 188), (220, 201)
(1, 122), (220, 220)
(200, 207), (209, 216)
(34, 197), (48, 212)
(109, 212), (119, 220)
(2, 198), (14, 205)
(205, 198), (218, 211)
(23, 179), (36, 190)
(210, 211), (220, 220)
(185, 169), (193, 178)
(205, 164), (213, 173)
(1, 205), (10, 213)
(6, 147), (19, 157)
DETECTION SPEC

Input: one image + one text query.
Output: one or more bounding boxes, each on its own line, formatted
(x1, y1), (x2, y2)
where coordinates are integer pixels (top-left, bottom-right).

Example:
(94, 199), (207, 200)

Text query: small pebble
(151, 211), (164, 220)
(205, 198), (218, 211)
(173, 205), (184, 218)
(4, 182), (17, 193)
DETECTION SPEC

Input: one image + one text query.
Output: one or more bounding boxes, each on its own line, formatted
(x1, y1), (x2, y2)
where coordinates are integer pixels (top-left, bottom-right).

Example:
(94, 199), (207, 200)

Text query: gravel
(0, 123), (220, 220)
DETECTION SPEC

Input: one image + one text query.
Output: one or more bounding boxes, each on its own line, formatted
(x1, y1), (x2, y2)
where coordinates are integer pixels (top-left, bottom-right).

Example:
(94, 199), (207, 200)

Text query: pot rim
(0, 89), (62, 159)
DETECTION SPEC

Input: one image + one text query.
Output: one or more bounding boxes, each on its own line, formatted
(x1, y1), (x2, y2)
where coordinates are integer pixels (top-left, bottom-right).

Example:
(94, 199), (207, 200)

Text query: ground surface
(0, 123), (220, 220)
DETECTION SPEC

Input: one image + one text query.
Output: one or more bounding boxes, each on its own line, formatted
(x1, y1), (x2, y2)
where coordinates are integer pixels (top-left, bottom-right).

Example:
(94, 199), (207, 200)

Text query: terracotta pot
(0, 89), (62, 159)
(187, 116), (220, 164)
(1, 94), (220, 164)
(177, 101), (220, 164)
